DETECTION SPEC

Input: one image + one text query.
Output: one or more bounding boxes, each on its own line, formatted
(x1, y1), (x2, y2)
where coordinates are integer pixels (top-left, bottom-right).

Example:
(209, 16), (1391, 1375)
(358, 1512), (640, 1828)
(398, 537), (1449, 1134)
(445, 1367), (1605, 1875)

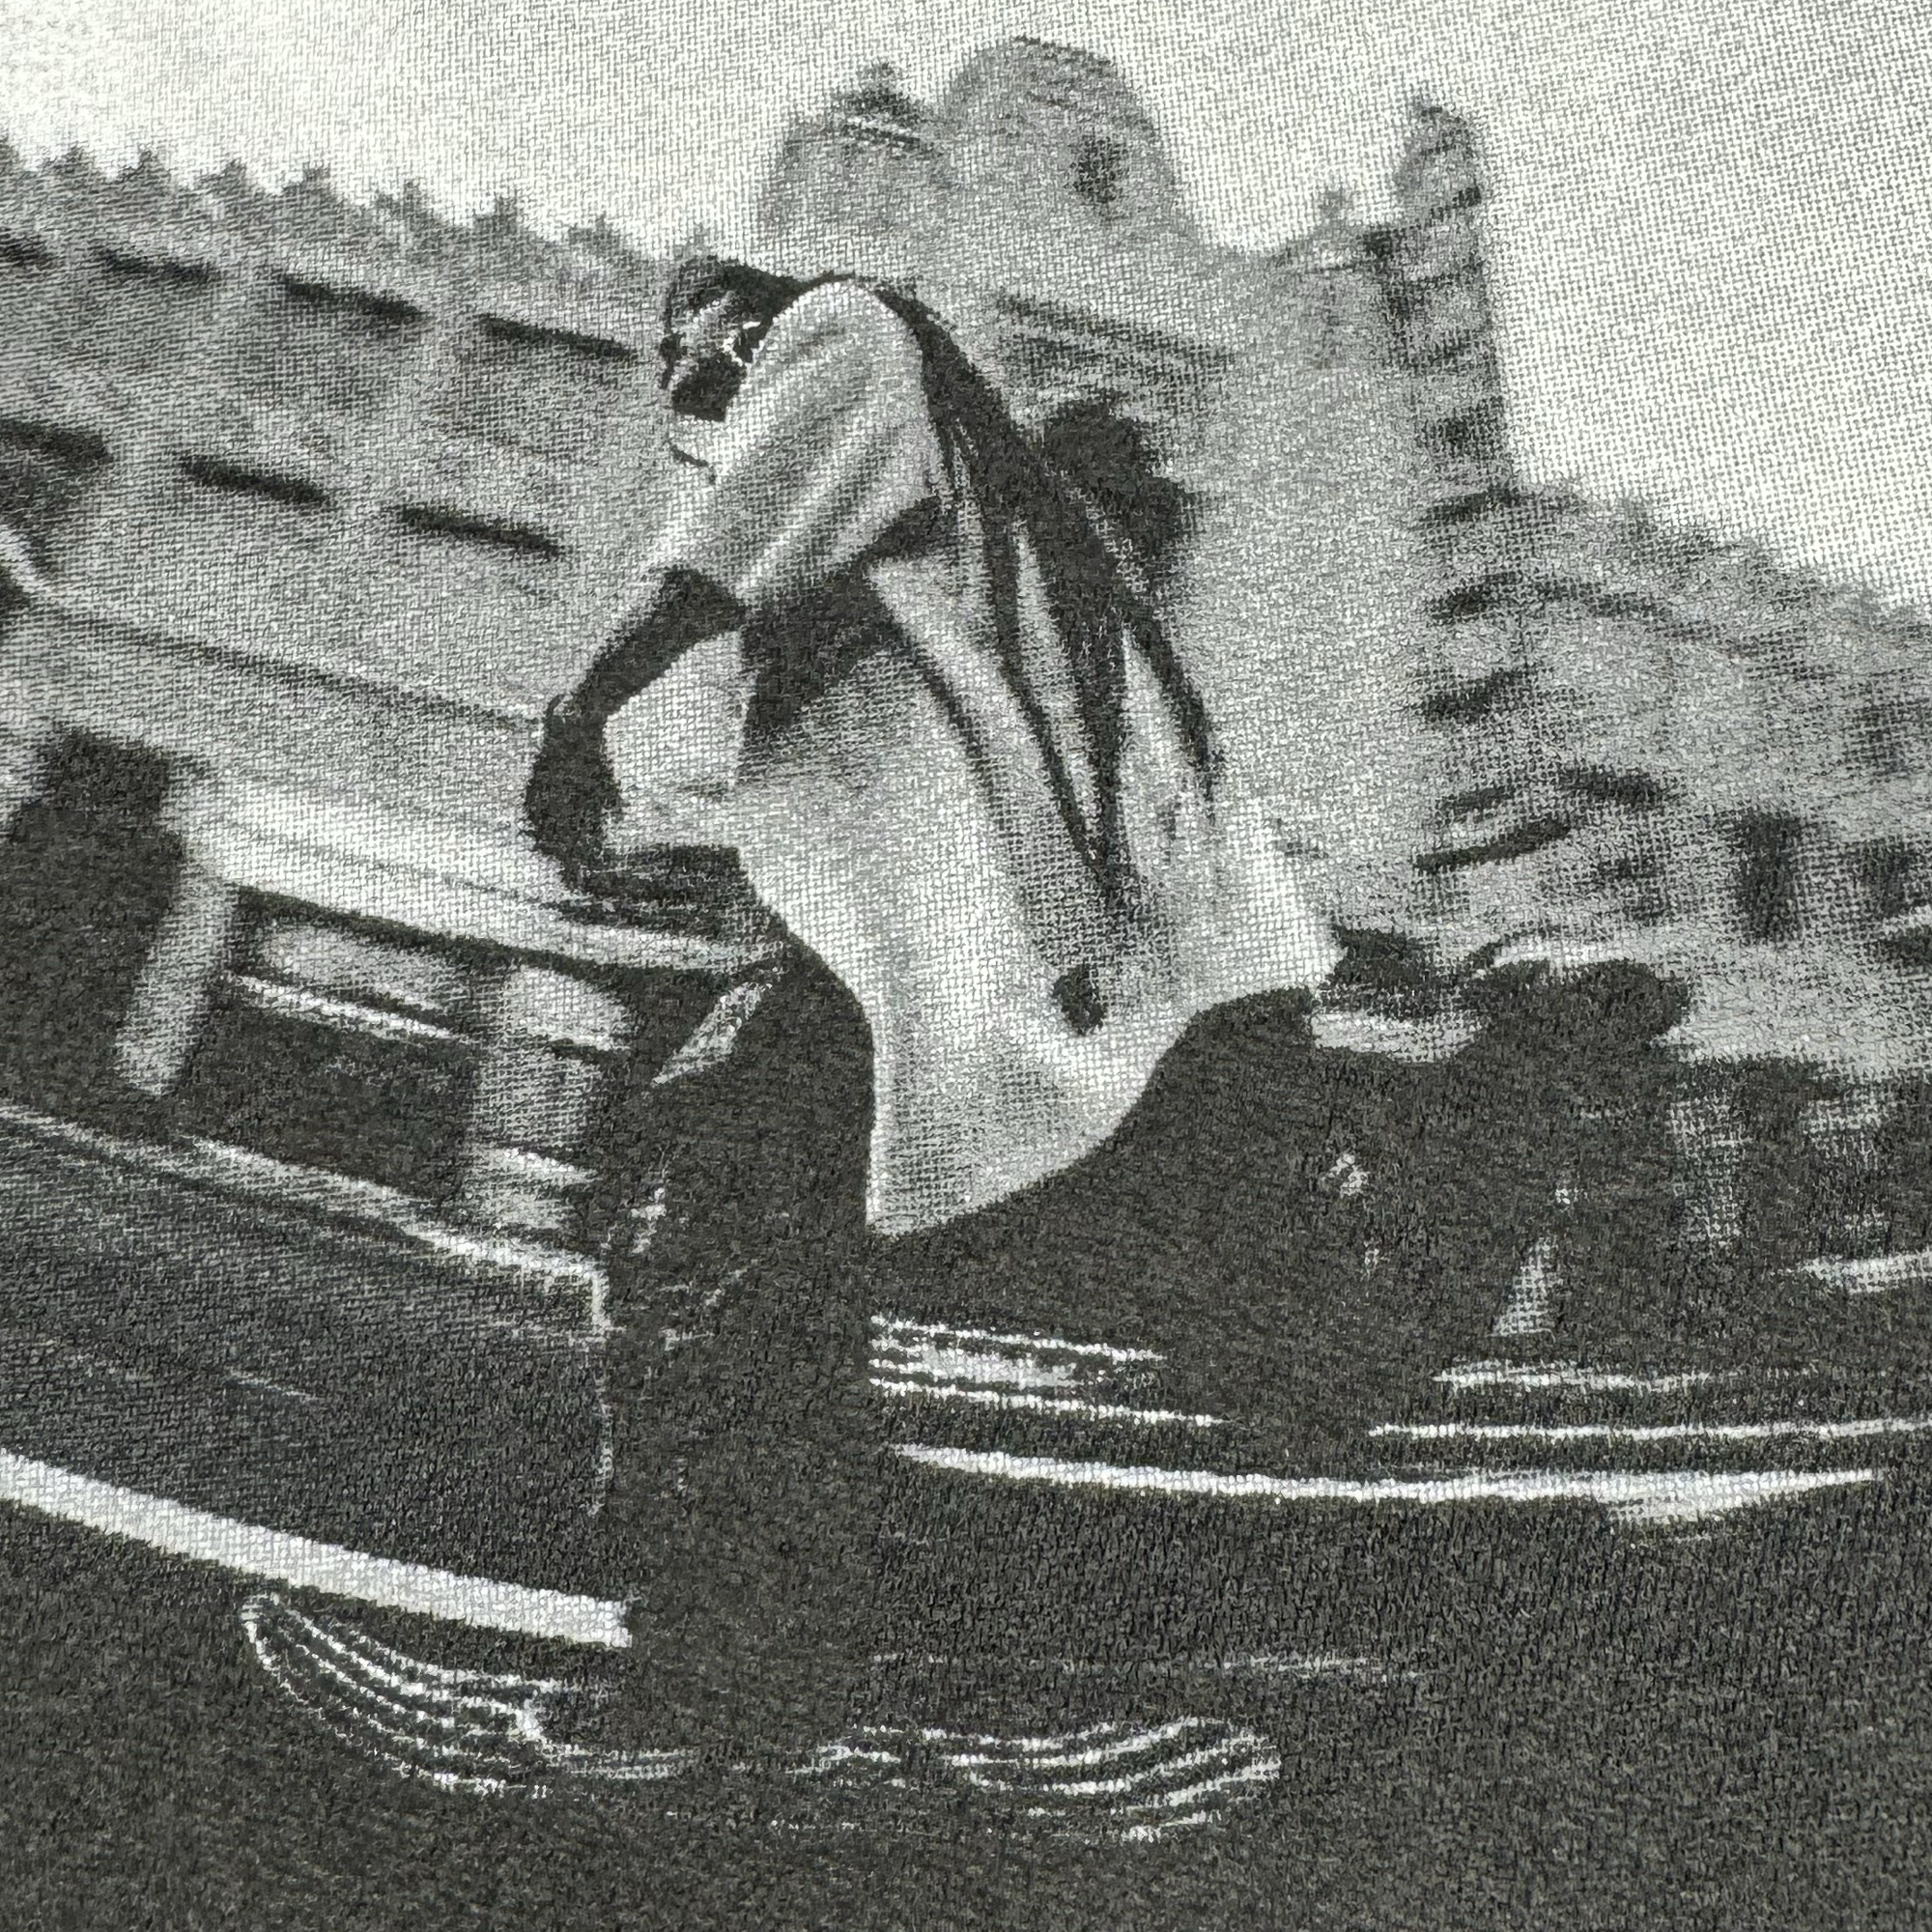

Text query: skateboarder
(238, 253), (1374, 1780)
(516, 253), (1356, 1759)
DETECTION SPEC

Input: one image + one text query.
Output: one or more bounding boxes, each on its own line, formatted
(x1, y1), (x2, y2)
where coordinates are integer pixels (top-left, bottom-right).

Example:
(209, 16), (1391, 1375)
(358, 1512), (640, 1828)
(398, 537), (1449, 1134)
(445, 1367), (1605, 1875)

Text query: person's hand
(524, 696), (622, 887)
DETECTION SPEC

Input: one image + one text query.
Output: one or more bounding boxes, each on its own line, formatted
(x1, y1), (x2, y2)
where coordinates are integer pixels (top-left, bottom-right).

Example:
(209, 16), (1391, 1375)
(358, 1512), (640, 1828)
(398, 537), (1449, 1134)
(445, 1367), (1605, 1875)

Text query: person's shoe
(242, 1599), (1283, 1840)
(824, 1714), (1286, 1842)
(240, 1594), (694, 1793)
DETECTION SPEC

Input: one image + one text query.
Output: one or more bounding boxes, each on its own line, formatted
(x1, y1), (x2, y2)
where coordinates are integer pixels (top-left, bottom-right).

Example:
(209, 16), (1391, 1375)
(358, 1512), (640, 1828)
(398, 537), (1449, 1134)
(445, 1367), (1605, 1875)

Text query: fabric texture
(10, 20), (1932, 1928)
(614, 280), (1342, 1232)
(596, 947), (880, 1754)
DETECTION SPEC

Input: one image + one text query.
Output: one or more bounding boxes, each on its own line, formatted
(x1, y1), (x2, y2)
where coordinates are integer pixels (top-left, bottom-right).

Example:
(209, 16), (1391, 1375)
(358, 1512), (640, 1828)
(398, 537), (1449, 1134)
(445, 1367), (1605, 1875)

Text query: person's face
(658, 292), (761, 422)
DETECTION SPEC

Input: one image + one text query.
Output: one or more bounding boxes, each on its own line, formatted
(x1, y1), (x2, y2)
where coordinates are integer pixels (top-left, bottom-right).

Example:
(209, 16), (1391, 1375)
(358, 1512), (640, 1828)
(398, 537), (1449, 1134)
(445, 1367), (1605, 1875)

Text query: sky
(4, 0), (1929, 608)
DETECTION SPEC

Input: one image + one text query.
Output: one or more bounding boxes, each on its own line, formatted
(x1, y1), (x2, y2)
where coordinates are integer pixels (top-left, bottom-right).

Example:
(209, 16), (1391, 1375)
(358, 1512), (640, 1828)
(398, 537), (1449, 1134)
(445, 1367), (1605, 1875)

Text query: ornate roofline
(0, 140), (661, 294)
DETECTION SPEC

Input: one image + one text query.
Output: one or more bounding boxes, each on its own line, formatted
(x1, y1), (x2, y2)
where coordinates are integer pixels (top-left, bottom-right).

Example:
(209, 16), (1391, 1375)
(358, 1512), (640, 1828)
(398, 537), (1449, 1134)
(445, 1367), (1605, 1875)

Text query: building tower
(928, 37), (1196, 251)
(1386, 99), (1532, 725)
(1382, 98), (1583, 948)
(757, 63), (934, 275)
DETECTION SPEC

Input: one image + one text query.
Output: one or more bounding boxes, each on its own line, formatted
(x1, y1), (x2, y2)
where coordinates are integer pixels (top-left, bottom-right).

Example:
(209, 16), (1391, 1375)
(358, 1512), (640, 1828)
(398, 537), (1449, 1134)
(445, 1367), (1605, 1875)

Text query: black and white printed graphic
(0, 10), (1928, 1929)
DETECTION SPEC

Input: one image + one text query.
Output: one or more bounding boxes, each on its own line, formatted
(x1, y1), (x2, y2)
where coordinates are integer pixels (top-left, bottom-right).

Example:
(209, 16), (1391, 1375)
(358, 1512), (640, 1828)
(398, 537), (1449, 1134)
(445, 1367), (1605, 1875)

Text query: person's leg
(597, 940), (879, 1758)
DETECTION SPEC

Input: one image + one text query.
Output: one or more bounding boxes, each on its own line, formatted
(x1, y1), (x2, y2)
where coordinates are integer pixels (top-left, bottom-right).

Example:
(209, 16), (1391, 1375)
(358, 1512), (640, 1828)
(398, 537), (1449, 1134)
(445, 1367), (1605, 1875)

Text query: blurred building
(0, 40), (1924, 1272)
(0, 140), (740, 1259)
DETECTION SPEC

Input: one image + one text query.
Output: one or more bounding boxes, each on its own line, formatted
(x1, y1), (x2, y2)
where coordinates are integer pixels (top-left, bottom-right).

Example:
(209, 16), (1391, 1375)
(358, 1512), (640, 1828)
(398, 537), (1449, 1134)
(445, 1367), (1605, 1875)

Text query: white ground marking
(868, 1377), (1225, 1429)
(0, 1450), (630, 1646)
(945, 1717), (1206, 1770)
(1372, 1415), (1932, 1446)
(894, 1446), (1880, 1525)
(1435, 1360), (1733, 1396)
(224, 1368), (327, 1406)
(869, 1316), (1163, 1364)
(1800, 1249), (1932, 1296)
(869, 1337), (1089, 1389)
(958, 1736), (1269, 1799)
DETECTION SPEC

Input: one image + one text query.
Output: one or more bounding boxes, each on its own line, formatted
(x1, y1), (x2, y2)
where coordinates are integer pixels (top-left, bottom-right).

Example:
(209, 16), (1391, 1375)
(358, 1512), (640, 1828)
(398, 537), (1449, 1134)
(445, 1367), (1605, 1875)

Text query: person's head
(657, 254), (809, 421)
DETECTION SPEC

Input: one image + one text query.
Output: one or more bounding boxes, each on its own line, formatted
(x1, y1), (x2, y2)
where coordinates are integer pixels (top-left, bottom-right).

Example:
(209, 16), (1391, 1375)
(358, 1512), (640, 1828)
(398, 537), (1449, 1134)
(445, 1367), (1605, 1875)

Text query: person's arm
(526, 286), (931, 884)
(555, 565), (745, 731)
(523, 565), (744, 880)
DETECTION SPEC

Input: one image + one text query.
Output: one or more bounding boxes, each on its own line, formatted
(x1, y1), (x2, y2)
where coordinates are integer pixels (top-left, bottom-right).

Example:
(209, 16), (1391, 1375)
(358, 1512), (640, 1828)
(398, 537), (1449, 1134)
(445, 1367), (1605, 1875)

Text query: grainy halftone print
(0, 9), (1927, 1927)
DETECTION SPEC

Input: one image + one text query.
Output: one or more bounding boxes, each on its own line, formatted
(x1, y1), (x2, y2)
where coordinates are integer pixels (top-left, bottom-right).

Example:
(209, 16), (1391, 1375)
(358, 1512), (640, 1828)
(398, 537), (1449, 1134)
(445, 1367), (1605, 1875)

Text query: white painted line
(224, 1368), (326, 1406)
(967, 1740), (1264, 1803)
(947, 1718), (1207, 1771)
(0, 1450), (630, 1648)
(653, 974), (779, 1087)
(228, 974), (471, 1045)
(392, 1219), (608, 1307)
(869, 1338), (1088, 1390)
(1372, 1415), (1932, 1446)
(1800, 1250), (1932, 1296)
(1435, 1360), (1733, 1396)
(893, 1446), (1880, 1525)
(869, 1377), (1225, 1430)
(1120, 1808), (1215, 1842)
(870, 1317), (1162, 1364)
(1112, 1757), (1284, 1815)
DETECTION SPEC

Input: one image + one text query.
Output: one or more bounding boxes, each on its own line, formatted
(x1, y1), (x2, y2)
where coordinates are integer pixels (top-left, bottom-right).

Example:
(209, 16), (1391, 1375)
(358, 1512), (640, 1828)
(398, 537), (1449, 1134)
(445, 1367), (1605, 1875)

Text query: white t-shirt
(613, 280), (1339, 1233)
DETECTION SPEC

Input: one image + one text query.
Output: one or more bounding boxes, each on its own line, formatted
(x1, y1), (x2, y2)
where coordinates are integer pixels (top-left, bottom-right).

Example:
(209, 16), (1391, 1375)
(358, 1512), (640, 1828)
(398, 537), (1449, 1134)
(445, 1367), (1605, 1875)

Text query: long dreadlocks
(662, 255), (1218, 912)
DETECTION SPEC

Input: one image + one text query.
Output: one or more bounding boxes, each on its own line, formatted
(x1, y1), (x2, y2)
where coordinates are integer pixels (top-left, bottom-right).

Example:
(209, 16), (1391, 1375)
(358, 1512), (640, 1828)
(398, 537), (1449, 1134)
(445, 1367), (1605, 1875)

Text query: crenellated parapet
(0, 143), (674, 749)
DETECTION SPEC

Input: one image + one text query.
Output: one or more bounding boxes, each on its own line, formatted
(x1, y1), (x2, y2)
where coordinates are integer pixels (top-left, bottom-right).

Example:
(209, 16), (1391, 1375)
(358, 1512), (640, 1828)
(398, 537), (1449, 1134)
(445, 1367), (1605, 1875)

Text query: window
(1071, 134), (1126, 213)
(172, 901), (487, 1202)
(0, 418), (109, 564)
(1852, 699), (1916, 779)
(56, 249), (220, 378)
(253, 918), (472, 1022)
(0, 234), (55, 343)
(436, 317), (635, 463)
(1732, 811), (1804, 943)
(231, 276), (426, 416)
(0, 234), (54, 272)
(1855, 838), (1922, 922)
(1582, 842), (1668, 925)
(1421, 400), (1506, 466)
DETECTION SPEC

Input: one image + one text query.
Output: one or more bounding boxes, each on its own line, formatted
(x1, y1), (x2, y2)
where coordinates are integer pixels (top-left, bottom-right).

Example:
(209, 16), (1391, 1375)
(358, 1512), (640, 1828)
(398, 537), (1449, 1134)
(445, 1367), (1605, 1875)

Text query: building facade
(0, 40), (1925, 1275)
(0, 138), (752, 1257)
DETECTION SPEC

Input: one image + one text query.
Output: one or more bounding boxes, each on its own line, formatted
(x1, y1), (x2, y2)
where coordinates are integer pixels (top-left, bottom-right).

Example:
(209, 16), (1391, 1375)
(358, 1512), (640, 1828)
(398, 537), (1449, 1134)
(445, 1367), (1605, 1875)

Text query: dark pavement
(4, 984), (1932, 1925)
(3, 1463), (1931, 1930)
